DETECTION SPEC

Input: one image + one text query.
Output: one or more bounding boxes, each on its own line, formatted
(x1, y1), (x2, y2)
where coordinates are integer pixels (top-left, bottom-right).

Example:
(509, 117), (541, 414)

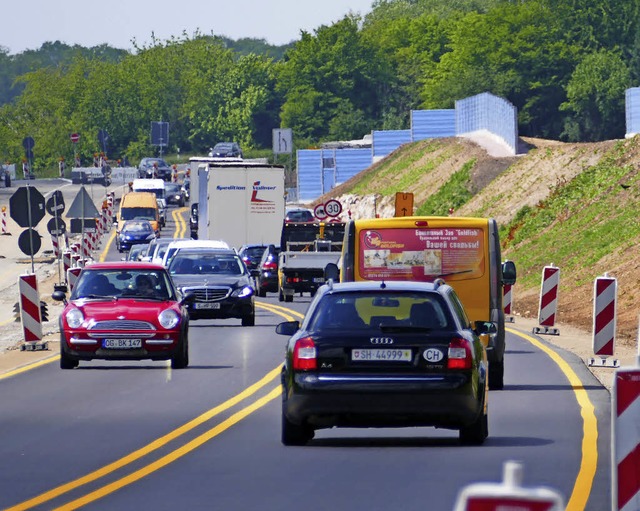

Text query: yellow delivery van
(116, 192), (161, 234)
(334, 216), (516, 390)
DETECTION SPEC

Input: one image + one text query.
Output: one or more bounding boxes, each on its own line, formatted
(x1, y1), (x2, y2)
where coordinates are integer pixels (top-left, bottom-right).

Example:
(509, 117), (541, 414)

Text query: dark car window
(121, 207), (157, 221)
(72, 269), (174, 300)
(170, 253), (244, 276)
(306, 292), (451, 331)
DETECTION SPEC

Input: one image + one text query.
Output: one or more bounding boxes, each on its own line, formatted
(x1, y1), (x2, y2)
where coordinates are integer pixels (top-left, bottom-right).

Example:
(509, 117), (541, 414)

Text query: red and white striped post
(67, 267), (82, 293)
(18, 274), (43, 344)
(588, 273), (620, 367)
(51, 235), (60, 258)
(612, 344), (640, 511)
(63, 250), (71, 277)
(503, 283), (515, 323)
(533, 265), (560, 336)
(453, 460), (564, 511)
(1, 205), (9, 235)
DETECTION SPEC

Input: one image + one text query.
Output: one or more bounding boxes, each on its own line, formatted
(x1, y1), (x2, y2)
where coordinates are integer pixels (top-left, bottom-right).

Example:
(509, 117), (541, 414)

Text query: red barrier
(533, 265), (560, 335)
(18, 274), (42, 343)
(613, 365), (640, 511)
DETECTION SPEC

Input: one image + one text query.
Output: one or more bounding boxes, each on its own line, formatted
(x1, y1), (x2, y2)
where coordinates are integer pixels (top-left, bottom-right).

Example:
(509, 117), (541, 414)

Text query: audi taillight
(293, 337), (317, 370)
(447, 337), (473, 370)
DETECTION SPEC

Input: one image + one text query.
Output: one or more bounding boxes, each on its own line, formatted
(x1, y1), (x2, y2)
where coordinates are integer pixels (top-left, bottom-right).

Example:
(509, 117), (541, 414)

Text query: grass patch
(415, 159), (475, 216)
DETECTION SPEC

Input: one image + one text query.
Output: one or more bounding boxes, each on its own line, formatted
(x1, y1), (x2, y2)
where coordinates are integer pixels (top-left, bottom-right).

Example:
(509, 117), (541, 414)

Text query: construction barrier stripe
(18, 274), (42, 342)
(538, 266), (559, 327)
(503, 284), (512, 314)
(614, 370), (640, 511)
(593, 277), (616, 357)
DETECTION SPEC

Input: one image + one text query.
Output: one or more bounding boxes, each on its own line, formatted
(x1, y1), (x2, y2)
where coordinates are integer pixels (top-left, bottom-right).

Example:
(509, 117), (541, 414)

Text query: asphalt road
(0, 179), (615, 510)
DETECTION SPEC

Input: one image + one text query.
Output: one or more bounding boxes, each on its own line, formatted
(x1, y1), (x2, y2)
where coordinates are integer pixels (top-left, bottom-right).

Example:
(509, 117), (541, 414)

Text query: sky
(1, 0), (375, 55)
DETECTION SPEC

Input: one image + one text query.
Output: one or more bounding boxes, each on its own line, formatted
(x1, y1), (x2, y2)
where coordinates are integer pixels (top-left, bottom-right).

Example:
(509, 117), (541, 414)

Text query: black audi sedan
(276, 280), (491, 446)
(168, 248), (255, 326)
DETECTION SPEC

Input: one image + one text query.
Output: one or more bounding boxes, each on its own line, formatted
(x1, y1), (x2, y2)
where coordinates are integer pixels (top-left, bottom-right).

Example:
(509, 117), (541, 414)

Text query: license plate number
(352, 349), (412, 361)
(103, 339), (142, 349)
(195, 302), (221, 309)
(313, 277), (325, 283)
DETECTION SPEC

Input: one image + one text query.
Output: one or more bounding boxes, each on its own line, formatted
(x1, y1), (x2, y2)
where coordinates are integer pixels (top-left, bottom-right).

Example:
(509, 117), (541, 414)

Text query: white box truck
(189, 158), (285, 249)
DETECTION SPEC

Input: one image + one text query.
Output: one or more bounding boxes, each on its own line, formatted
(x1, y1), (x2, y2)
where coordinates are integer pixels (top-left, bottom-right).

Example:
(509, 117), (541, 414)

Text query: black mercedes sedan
(276, 280), (491, 446)
(168, 248), (255, 326)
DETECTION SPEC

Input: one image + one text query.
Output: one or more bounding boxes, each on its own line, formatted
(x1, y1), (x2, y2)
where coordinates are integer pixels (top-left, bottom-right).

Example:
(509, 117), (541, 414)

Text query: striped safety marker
(538, 265), (560, 327)
(51, 235), (60, 258)
(1, 206), (8, 235)
(63, 250), (71, 276)
(613, 366), (640, 511)
(593, 274), (616, 357)
(503, 283), (514, 322)
(18, 274), (42, 343)
(67, 267), (82, 293)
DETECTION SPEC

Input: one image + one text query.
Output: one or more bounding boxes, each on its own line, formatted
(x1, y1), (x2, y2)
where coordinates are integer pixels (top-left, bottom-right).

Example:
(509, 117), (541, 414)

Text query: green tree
(560, 49), (631, 141)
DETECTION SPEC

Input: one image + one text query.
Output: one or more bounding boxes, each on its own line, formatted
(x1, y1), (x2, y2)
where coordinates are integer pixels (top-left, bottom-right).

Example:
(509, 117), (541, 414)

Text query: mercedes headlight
(158, 309), (180, 329)
(231, 286), (254, 298)
(66, 308), (84, 328)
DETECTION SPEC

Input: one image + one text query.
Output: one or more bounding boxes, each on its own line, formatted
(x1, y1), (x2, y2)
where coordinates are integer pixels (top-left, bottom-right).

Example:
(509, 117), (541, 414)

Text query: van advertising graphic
(359, 228), (485, 281)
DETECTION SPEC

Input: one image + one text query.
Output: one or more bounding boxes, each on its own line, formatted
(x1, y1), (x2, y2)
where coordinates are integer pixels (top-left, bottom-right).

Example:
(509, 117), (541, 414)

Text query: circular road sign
(45, 191), (66, 217)
(314, 203), (327, 220)
(18, 228), (42, 256)
(70, 133), (80, 143)
(47, 217), (67, 236)
(325, 199), (342, 217)
(9, 186), (46, 228)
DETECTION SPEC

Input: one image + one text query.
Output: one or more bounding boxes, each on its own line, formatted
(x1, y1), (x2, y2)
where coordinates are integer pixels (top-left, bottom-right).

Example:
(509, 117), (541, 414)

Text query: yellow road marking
(507, 327), (597, 511)
(54, 386), (282, 510)
(0, 355), (58, 380)
(6, 302), (295, 510)
(6, 366), (282, 511)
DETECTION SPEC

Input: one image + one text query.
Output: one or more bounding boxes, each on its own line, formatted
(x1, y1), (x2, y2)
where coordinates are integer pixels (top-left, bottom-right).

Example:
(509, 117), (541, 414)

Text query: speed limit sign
(325, 199), (342, 217)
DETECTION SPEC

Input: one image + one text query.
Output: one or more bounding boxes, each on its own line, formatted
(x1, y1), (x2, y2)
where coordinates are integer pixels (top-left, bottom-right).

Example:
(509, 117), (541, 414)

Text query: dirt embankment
(311, 135), (640, 347)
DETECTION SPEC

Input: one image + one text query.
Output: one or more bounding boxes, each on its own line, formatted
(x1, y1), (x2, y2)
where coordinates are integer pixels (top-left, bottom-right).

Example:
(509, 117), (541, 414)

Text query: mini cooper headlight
(158, 309), (180, 329)
(231, 286), (254, 298)
(66, 308), (84, 328)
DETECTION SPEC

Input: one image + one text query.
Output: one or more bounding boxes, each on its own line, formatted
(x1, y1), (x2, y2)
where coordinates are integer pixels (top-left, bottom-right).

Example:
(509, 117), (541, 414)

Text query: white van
(162, 239), (230, 267)
(132, 179), (167, 209)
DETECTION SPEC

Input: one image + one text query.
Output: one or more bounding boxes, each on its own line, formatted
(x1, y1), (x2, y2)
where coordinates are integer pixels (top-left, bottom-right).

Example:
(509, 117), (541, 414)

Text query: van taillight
(293, 337), (317, 370)
(447, 337), (472, 370)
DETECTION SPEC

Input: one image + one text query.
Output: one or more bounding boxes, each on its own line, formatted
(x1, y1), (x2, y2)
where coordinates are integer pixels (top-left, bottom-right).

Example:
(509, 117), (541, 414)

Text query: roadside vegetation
(1, 0), (638, 172)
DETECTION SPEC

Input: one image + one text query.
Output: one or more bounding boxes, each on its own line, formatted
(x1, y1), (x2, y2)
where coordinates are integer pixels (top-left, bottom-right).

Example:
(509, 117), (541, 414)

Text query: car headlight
(231, 286), (254, 298)
(158, 309), (180, 329)
(66, 308), (84, 328)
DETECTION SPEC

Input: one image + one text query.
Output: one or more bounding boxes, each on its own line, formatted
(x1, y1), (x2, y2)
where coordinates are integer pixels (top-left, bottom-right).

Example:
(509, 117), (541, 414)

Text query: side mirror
(474, 321), (497, 335)
(52, 290), (67, 305)
(502, 260), (517, 285)
(276, 321), (300, 336)
(324, 262), (340, 282)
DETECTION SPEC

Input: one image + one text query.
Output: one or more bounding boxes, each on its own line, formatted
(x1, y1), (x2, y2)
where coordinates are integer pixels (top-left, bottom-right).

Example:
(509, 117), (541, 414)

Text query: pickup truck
(277, 221), (345, 302)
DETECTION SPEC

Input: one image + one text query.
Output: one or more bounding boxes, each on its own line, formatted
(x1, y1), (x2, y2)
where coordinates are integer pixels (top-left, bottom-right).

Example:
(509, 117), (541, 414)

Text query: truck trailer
(189, 158), (285, 250)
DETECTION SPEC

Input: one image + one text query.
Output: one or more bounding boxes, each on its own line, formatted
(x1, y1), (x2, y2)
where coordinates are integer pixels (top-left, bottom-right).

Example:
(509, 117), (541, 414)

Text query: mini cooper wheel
(171, 335), (189, 369)
(60, 343), (79, 370)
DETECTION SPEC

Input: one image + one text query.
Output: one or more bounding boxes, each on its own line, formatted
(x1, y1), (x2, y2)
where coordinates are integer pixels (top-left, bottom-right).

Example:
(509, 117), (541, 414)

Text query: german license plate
(352, 349), (412, 361)
(103, 339), (142, 349)
(195, 302), (221, 310)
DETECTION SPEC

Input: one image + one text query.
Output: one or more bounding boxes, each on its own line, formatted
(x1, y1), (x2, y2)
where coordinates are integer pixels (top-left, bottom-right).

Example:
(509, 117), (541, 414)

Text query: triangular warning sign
(66, 186), (101, 219)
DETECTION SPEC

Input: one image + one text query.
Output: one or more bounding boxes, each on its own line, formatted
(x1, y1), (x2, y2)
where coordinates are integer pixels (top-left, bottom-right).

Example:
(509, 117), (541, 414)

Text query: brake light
(293, 337), (317, 370)
(287, 276), (303, 284)
(262, 261), (277, 270)
(447, 337), (473, 370)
